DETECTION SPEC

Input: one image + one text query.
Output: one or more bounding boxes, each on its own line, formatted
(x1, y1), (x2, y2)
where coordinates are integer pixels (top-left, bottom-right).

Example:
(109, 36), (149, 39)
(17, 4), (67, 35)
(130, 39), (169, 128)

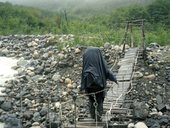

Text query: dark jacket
(81, 47), (117, 91)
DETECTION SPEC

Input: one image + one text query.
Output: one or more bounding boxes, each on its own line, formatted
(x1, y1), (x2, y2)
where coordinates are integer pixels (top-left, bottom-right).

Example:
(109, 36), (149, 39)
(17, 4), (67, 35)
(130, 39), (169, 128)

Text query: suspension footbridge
(66, 47), (139, 128)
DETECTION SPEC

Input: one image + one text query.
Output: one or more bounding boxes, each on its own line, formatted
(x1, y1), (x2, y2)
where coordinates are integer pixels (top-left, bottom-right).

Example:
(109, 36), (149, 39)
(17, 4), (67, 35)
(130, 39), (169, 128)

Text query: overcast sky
(0, 0), (123, 10)
(0, 0), (146, 5)
(0, 0), (149, 12)
(0, 0), (117, 4)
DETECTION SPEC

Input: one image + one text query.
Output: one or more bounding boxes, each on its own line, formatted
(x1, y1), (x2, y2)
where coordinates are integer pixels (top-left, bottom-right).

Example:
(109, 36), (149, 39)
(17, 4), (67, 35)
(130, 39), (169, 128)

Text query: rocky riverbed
(0, 35), (170, 128)
(125, 43), (170, 128)
(0, 35), (120, 128)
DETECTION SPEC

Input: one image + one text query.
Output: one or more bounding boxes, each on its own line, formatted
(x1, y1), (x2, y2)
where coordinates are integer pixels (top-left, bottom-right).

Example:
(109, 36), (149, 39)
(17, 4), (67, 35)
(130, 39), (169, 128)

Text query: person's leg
(88, 95), (95, 119)
(96, 92), (104, 122)
(86, 87), (96, 119)
(86, 85), (105, 121)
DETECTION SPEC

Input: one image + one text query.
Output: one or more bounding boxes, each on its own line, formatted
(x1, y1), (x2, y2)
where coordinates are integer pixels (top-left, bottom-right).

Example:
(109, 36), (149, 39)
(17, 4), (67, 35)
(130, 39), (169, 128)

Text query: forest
(0, 0), (169, 46)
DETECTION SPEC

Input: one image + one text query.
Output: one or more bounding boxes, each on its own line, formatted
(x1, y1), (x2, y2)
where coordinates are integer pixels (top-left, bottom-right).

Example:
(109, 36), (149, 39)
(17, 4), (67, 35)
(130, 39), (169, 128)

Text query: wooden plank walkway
(66, 48), (138, 128)
(103, 48), (138, 123)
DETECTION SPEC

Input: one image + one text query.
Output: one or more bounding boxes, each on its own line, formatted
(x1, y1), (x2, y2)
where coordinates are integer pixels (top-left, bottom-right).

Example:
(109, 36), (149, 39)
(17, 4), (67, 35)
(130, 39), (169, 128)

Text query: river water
(0, 57), (18, 127)
(0, 57), (18, 95)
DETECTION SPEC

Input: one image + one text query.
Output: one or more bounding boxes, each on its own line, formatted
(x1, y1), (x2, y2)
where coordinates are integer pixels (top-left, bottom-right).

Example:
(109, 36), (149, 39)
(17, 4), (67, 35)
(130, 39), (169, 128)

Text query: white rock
(68, 34), (74, 38)
(59, 37), (64, 42)
(104, 42), (111, 49)
(144, 74), (155, 80)
(71, 104), (75, 110)
(158, 111), (163, 116)
(67, 83), (73, 89)
(33, 51), (39, 59)
(30, 122), (41, 128)
(77, 85), (81, 89)
(151, 108), (157, 112)
(149, 111), (159, 116)
(32, 100), (36, 104)
(42, 53), (49, 59)
(134, 122), (148, 128)
(73, 64), (79, 68)
(27, 67), (35, 71)
(31, 41), (38, 46)
(32, 122), (39, 126)
(58, 53), (65, 60)
(48, 51), (53, 57)
(24, 98), (30, 104)
(1, 48), (9, 54)
(65, 78), (72, 84)
(27, 70), (35, 76)
(17, 58), (29, 67)
(34, 38), (39, 42)
(75, 48), (81, 54)
(52, 73), (61, 81)
(55, 102), (61, 109)
(51, 61), (57, 67)
(133, 71), (143, 78)
(144, 72), (149, 75)
(114, 45), (122, 51)
(128, 123), (135, 128)
(62, 91), (67, 96)
(28, 41), (38, 47)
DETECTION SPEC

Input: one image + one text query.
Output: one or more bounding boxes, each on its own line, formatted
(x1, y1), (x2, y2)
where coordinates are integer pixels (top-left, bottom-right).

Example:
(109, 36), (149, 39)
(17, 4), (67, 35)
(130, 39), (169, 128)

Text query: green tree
(147, 0), (170, 26)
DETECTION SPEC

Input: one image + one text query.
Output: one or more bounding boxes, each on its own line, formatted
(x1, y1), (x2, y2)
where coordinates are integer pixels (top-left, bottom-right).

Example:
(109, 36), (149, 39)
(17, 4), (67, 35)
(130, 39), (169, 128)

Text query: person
(80, 47), (118, 122)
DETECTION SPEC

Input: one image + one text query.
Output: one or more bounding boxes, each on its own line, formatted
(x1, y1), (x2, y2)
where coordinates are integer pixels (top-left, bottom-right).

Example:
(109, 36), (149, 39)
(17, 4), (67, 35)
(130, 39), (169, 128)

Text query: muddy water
(0, 57), (18, 95)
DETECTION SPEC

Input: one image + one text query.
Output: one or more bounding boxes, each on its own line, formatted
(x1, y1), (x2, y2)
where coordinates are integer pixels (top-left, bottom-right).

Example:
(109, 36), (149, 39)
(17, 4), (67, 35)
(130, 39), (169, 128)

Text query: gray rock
(5, 115), (22, 127)
(52, 73), (61, 81)
(128, 123), (135, 128)
(23, 111), (33, 120)
(149, 43), (160, 49)
(46, 121), (61, 128)
(17, 58), (29, 67)
(104, 42), (111, 49)
(0, 101), (12, 111)
(1, 48), (9, 55)
(146, 118), (160, 128)
(156, 95), (162, 104)
(132, 101), (149, 119)
(0, 114), (22, 128)
(158, 117), (169, 125)
(133, 71), (143, 79)
(33, 112), (41, 122)
(40, 107), (48, 117)
(42, 53), (49, 60)
(0, 97), (5, 105)
(156, 95), (166, 112)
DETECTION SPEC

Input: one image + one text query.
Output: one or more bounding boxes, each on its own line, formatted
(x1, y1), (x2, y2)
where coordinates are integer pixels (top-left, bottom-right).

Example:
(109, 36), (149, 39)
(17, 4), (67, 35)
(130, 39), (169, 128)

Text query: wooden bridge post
(129, 23), (134, 48)
(141, 19), (146, 60)
(122, 21), (129, 54)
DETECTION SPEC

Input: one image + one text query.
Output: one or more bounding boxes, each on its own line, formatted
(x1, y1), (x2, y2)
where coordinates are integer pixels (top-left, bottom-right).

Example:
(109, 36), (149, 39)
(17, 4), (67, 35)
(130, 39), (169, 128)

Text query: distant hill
(0, 2), (58, 35)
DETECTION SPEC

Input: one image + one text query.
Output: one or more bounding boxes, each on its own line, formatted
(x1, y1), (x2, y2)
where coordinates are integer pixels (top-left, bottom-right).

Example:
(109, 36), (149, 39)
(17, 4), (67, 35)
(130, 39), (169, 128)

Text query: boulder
(132, 101), (149, 119)
(0, 101), (12, 111)
(135, 122), (148, 128)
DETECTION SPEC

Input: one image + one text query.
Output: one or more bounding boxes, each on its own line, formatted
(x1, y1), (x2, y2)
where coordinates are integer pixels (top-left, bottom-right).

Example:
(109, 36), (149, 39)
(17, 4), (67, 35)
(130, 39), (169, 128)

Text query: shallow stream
(0, 57), (18, 95)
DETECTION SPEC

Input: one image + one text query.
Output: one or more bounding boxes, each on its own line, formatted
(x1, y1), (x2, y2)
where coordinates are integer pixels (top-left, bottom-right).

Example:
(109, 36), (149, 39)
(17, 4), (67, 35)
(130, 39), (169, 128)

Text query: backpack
(85, 72), (103, 89)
